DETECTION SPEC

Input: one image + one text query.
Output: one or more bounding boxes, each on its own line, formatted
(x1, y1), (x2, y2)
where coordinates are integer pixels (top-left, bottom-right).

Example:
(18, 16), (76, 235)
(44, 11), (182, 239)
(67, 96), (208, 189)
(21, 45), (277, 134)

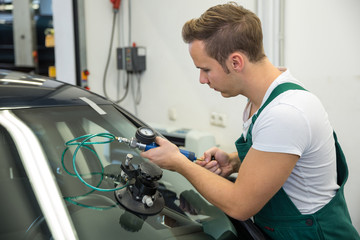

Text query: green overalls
(235, 83), (360, 239)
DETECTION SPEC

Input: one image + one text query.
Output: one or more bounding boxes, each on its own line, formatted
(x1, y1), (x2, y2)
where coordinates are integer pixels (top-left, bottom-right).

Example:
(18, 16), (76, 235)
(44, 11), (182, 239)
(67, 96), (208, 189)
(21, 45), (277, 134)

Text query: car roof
(0, 69), (110, 109)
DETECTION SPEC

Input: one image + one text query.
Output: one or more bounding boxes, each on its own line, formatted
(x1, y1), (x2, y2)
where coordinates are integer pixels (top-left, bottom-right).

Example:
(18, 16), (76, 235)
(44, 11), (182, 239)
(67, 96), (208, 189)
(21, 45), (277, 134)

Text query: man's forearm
(229, 152), (241, 174)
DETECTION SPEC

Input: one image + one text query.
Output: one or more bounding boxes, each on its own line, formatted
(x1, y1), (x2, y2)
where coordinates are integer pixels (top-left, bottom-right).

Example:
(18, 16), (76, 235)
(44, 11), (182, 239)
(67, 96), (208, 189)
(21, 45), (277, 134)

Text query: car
(0, 69), (267, 240)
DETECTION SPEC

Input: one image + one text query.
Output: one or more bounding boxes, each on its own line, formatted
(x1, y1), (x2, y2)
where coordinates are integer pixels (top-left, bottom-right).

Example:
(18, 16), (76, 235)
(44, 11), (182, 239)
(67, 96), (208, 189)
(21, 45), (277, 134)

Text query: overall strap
(333, 131), (349, 186)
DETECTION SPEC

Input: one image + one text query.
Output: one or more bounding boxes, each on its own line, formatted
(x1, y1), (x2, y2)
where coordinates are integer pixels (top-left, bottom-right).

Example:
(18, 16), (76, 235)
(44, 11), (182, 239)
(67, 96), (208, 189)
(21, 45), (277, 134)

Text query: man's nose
(199, 70), (209, 84)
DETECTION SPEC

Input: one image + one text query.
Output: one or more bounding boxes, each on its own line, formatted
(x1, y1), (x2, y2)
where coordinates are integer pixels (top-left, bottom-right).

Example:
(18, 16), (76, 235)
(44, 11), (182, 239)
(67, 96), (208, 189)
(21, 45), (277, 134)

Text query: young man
(141, 3), (359, 239)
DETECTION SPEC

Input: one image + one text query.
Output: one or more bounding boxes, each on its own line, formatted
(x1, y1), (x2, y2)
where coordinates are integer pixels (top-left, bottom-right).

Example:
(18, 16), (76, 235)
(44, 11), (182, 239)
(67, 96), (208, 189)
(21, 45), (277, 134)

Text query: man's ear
(228, 52), (244, 72)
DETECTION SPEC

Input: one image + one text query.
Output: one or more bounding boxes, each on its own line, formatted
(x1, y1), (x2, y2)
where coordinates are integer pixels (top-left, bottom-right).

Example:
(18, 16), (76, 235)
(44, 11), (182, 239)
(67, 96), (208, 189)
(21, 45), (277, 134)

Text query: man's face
(189, 40), (237, 98)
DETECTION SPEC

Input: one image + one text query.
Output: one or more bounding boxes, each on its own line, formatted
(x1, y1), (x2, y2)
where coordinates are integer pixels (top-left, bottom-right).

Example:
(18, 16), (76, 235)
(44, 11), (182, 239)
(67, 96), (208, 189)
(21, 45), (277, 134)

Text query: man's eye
(202, 69), (210, 73)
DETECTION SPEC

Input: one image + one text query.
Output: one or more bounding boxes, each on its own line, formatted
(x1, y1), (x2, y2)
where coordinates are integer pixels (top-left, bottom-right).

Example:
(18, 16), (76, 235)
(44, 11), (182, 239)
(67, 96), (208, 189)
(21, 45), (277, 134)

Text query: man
(141, 3), (359, 239)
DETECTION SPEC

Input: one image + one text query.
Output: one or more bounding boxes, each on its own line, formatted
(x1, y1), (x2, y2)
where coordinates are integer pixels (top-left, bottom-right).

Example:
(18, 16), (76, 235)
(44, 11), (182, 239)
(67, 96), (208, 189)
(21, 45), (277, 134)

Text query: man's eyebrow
(196, 66), (209, 71)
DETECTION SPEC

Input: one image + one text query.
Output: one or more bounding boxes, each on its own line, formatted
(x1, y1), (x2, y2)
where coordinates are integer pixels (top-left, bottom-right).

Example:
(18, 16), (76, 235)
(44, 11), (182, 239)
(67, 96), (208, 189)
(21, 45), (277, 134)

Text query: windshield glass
(0, 124), (51, 240)
(11, 104), (237, 239)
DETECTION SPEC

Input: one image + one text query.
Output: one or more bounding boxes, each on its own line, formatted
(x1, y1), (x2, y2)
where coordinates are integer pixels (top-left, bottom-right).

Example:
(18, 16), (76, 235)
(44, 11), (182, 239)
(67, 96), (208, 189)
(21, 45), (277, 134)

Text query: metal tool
(115, 153), (165, 215)
(116, 127), (197, 161)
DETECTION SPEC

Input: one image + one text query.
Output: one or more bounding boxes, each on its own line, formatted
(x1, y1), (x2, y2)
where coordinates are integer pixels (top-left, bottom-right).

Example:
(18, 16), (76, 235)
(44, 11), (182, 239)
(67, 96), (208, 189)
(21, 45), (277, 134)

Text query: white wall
(83, 0), (360, 232)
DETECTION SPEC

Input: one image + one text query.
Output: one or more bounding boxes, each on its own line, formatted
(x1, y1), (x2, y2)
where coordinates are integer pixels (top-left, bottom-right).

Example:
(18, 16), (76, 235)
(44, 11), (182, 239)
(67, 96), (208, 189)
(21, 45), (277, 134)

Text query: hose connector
(117, 136), (146, 151)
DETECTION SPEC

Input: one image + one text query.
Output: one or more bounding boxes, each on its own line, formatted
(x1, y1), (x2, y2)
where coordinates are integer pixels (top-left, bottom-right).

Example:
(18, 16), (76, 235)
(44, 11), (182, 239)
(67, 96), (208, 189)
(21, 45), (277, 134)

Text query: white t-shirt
(242, 70), (339, 214)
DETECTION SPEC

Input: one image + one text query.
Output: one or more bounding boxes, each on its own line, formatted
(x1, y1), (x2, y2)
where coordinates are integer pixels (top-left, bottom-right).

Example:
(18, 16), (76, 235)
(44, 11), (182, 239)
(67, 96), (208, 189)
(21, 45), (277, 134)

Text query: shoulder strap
(333, 131), (349, 186)
(252, 82), (307, 124)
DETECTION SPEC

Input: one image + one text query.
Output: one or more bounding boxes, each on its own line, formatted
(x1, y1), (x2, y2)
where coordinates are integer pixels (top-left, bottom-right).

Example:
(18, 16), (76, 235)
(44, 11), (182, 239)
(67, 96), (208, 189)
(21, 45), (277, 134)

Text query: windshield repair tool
(115, 153), (165, 215)
(116, 127), (197, 161)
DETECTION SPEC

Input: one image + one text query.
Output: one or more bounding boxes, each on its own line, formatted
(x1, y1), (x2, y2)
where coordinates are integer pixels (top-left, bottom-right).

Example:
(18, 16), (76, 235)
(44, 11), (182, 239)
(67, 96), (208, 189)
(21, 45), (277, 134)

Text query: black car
(0, 69), (265, 240)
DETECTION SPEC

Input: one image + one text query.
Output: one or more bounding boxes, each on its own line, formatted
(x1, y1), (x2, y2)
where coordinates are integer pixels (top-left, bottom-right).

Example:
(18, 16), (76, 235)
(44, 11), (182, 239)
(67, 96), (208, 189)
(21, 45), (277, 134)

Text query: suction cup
(115, 184), (164, 215)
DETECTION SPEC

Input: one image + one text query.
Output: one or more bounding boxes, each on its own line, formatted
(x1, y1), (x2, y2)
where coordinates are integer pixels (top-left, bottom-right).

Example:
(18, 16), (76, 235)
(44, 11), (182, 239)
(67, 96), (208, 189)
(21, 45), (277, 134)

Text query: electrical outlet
(210, 112), (227, 127)
(217, 113), (227, 127)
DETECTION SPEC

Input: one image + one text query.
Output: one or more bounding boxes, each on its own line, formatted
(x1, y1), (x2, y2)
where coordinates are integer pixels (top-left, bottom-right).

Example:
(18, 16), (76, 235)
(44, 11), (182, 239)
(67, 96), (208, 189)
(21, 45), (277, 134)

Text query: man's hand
(140, 136), (187, 171)
(196, 147), (240, 177)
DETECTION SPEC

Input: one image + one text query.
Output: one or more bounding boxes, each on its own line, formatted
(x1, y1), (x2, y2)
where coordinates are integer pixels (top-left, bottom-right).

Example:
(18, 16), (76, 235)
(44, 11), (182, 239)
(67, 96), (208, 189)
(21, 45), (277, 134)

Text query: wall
(83, 0), (360, 232)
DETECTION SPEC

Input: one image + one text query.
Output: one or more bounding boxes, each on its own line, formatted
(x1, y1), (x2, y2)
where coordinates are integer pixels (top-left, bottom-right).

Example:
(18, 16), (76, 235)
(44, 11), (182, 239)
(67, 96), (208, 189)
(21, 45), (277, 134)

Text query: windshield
(0, 124), (52, 239)
(7, 104), (237, 239)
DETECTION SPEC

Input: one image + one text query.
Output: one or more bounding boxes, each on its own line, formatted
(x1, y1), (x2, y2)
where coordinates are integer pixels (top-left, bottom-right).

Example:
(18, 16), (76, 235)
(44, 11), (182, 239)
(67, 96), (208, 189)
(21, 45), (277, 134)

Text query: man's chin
(220, 92), (233, 98)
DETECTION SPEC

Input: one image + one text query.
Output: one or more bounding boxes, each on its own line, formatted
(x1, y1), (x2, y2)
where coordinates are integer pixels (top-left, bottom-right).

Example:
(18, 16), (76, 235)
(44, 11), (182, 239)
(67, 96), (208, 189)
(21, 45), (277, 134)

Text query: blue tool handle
(144, 142), (197, 161)
(180, 149), (197, 161)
